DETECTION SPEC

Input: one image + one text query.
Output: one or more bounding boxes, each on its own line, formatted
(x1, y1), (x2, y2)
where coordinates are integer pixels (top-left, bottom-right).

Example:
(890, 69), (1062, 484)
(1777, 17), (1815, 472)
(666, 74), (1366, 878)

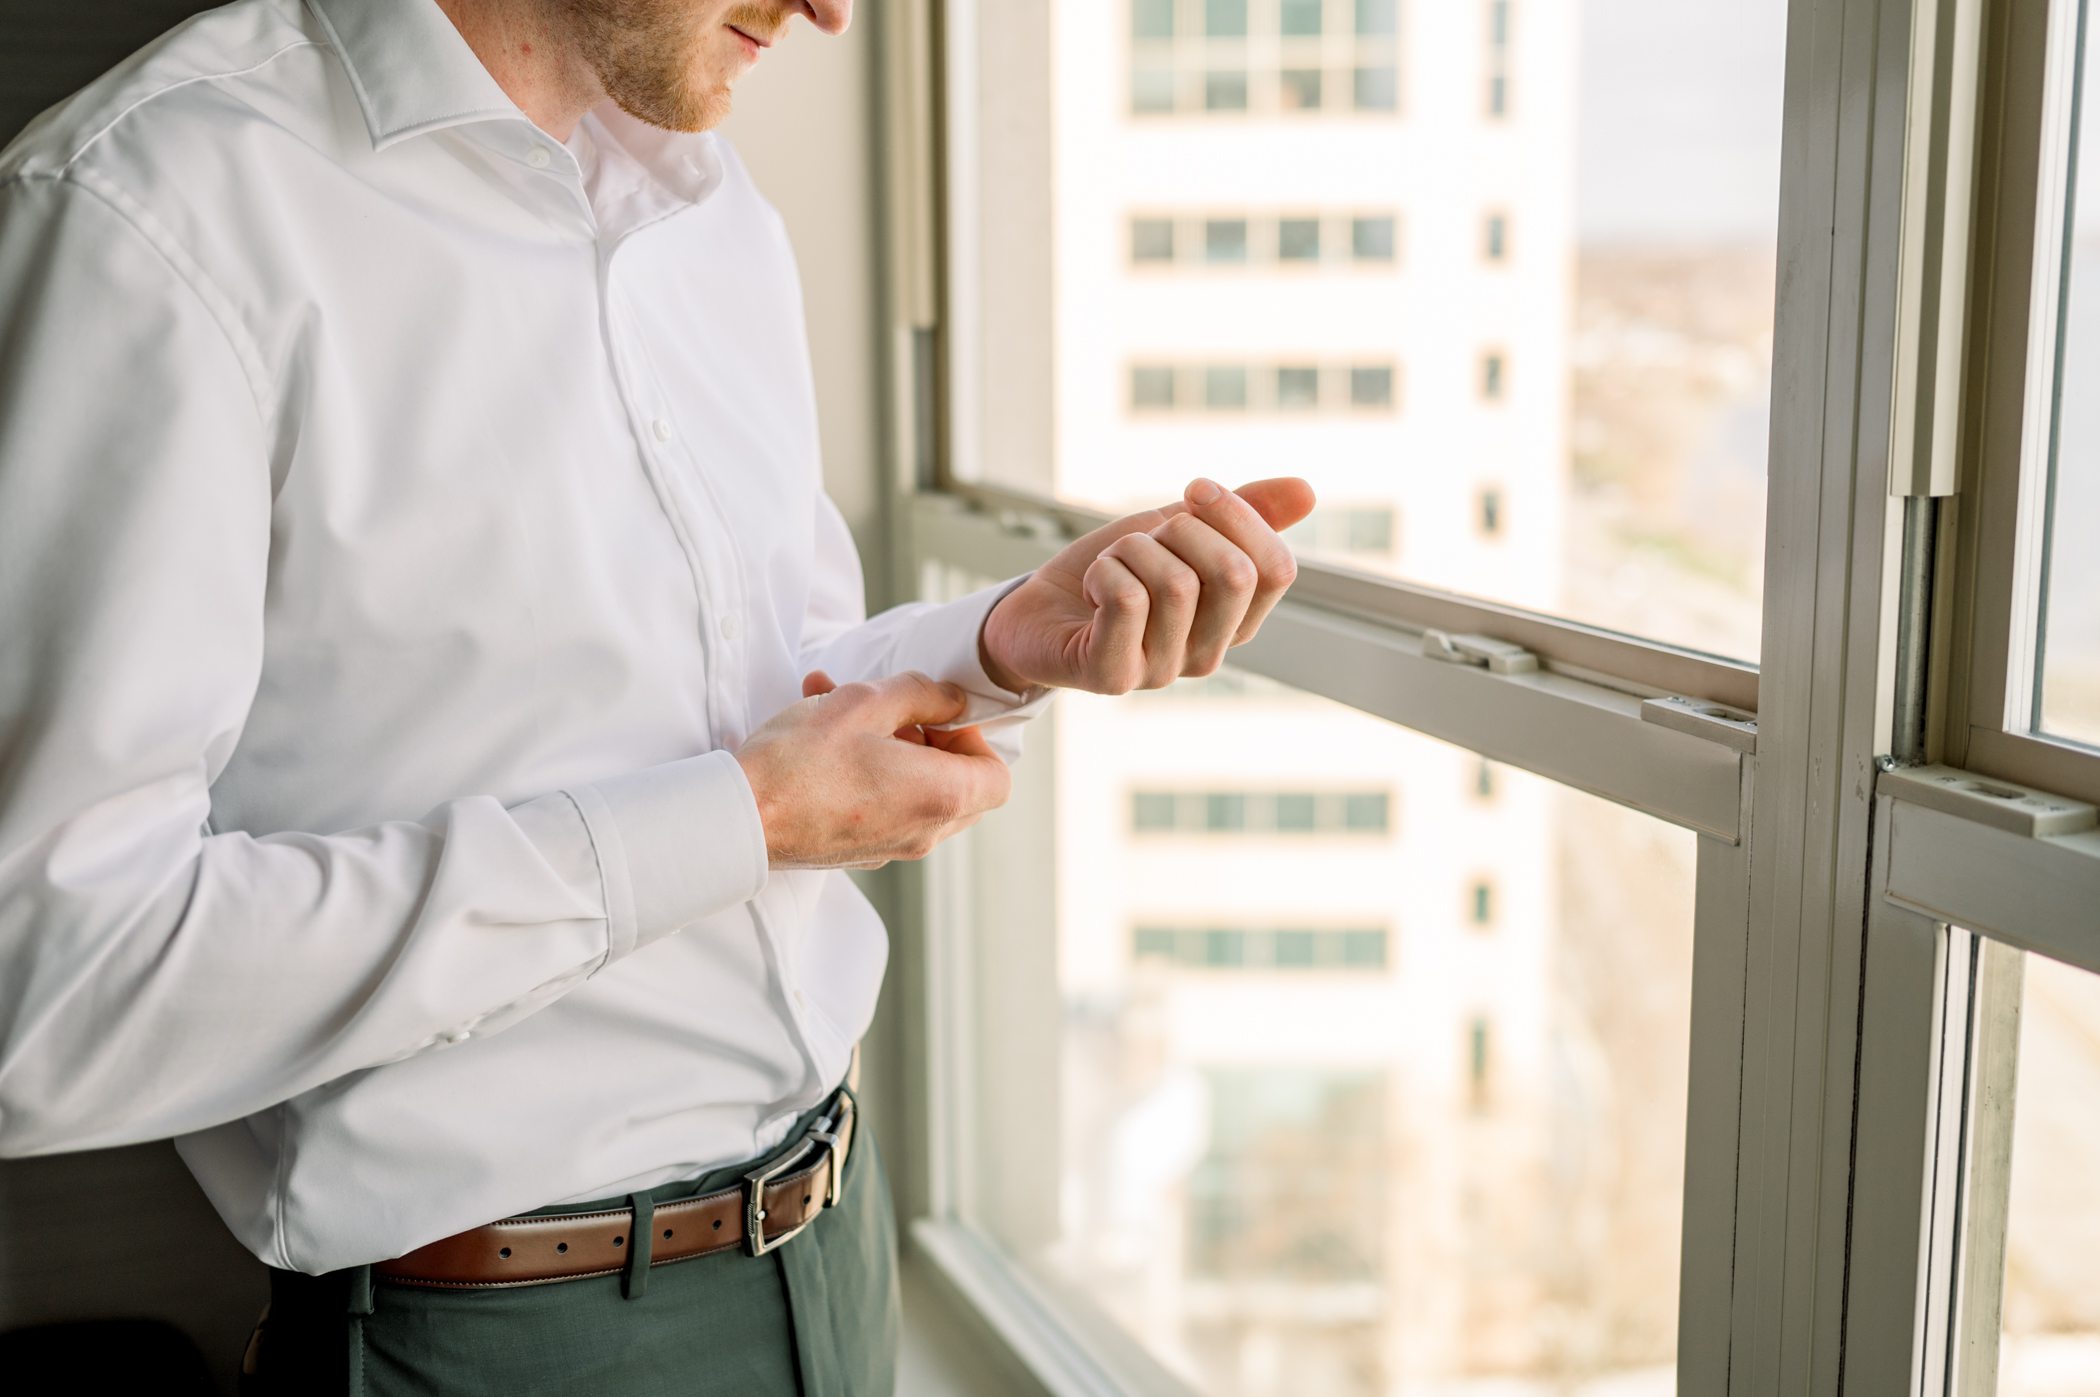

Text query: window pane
(953, 2), (1782, 657)
(1131, 364), (1177, 409)
(1204, 218), (1250, 264)
(1131, 64), (1177, 115)
(1350, 214), (1396, 261)
(1133, 0), (1176, 40)
(1276, 365), (1321, 409)
(2038, 8), (2100, 746)
(1205, 364), (1249, 409)
(1351, 64), (1398, 112)
(1349, 364), (1394, 409)
(1282, 0), (1324, 37)
(1995, 952), (2100, 1390)
(1204, 69), (1249, 112)
(940, 662), (1700, 1393)
(1131, 216), (1176, 263)
(1280, 69), (1323, 111)
(1278, 216), (1322, 262)
(1206, 0), (1249, 37)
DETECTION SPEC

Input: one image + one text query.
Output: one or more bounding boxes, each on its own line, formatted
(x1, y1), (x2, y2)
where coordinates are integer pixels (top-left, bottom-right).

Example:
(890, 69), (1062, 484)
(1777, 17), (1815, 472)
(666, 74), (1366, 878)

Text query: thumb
(802, 669), (837, 699)
(1230, 476), (1318, 532)
(855, 671), (970, 730)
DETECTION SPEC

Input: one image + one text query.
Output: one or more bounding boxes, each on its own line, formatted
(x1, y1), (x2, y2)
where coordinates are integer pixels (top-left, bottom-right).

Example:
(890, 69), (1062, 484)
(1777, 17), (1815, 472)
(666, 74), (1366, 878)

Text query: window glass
(1134, 0), (1176, 41)
(1205, 217), (1251, 264)
(1206, 0), (1250, 38)
(1995, 952), (2100, 1391)
(2038, 3), (2100, 746)
(1278, 216), (1322, 262)
(1280, 68), (1324, 112)
(943, 666), (1699, 1394)
(954, 1), (1785, 659)
(1131, 216), (1176, 264)
(1282, 0), (1324, 38)
(1206, 364), (1250, 409)
(1349, 364), (1395, 409)
(1131, 364), (1178, 410)
(1276, 365), (1321, 409)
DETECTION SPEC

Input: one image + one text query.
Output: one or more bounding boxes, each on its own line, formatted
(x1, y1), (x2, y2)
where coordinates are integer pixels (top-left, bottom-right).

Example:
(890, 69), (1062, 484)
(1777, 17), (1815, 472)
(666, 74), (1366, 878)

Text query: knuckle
(1186, 650), (1226, 678)
(1266, 550), (1299, 588)
(833, 680), (877, 706)
(1216, 551), (1259, 592)
(1161, 567), (1200, 606)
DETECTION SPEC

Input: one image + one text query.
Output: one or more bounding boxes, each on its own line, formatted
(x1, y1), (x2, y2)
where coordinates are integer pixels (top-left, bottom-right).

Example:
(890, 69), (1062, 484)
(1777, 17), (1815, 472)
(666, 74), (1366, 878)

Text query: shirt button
(443, 1029), (472, 1045)
(651, 418), (673, 442)
(526, 145), (552, 169)
(720, 614), (741, 641)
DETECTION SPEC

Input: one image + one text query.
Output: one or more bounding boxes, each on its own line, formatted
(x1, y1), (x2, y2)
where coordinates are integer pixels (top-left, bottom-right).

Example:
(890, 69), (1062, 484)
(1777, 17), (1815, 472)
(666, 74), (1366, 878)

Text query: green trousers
(242, 1095), (900, 1396)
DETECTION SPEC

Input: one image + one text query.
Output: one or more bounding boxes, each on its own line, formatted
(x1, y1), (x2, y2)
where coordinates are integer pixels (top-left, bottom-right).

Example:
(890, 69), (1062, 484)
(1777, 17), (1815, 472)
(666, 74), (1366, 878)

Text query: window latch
(1421, 630), (1538, 675)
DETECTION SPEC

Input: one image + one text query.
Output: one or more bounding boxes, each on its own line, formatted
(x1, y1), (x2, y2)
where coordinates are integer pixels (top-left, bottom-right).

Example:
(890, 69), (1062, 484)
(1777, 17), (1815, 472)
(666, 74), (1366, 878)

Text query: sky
(1577, 0), (1791, 243)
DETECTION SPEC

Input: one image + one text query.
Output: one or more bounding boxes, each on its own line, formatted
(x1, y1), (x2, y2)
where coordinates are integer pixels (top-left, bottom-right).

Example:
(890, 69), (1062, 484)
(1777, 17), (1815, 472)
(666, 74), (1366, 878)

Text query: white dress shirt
(0, 0), (1046, 1273)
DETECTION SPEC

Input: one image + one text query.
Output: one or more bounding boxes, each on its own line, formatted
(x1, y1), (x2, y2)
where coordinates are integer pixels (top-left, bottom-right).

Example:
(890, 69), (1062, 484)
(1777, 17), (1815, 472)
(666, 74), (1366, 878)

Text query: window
(1129, 785), (1396, 836)
(1204, 0), (1248, 37)
(1279, 68), (1323, 111)
(1485, 0), (1512, 118)
(1129, 364), (1176, 409)
(1350, 213), (1396, 262)
(1469, 879), (1495, 925)
(1481, 350), (1506, 399)
(1275, 364), (1320, 408)
(1474, 757), (1497, 800)
(1203, 364), (1249, 408)
(963, 0), (1783, 655)
(1277, 216), (1322, 262)
(1133, 924), (1392, 971)
(1281, 0), (1323, 37)
(1129, 216), (1175, 264)
(1352, 64), (1398, 112)
(1478, 486), (1504, 536)
(1203, 217), (1249, 263)
(1348, 364), (1394, 408)
(1286, 505), (1399, 558)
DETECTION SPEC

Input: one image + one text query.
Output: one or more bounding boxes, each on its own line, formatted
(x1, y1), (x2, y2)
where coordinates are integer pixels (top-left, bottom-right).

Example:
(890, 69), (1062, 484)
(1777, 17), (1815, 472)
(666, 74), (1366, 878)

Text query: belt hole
(613, 1236), (624, 1247)
(662, 1229), (673, 1240)
(499, 1247), (511, 1259)
(711, 1219), (722, 1231)
(556, 1242), (568, 1254)
(803, 1194), (812, 1206)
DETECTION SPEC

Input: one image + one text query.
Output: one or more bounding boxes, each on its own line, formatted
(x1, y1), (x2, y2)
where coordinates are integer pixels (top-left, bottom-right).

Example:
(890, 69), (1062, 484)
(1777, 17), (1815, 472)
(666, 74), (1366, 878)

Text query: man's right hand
(733, 670), (1013, 870)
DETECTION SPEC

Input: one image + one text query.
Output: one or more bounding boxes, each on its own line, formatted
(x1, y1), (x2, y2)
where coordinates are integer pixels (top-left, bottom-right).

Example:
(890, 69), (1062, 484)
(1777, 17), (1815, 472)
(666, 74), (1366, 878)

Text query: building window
(1204, 364), (1250, 409)
(1474, 757), (1497, 800)
(1205, 0), (1249, 36)
(1353, 64), (1399, 112)
(1204, 217), (1250, 263)
(1277, 216), (1322, 261)
(1469, 879), (1495, 925)
(1280, 68), (1324, 111)
(1468, 1017), (1493, 1107)
(1485, 0), (1512, 118)
(1130, 364), (1177, 410)
(1205, 68), (1250, 111)
(1132, 0), (1175, 39)
(1350, 364), (1395, 409)
(1130, 788), (1395, 835)
(1131, 216), (1175, 264)
(1132, 924), (1392, 972)
(1481, 350), (1506, 399)
(1125, 359), (1399, 414)
(1286, 505), (1400, 558)
(1478, 487), (1504, 536)
(1282, 0), (1324, 36)
(1355, 0), (1399, 36)
(1275, 365), (1321, 409)
(1351, 214), (1397, 262)
(1483, 211), (1509, 261)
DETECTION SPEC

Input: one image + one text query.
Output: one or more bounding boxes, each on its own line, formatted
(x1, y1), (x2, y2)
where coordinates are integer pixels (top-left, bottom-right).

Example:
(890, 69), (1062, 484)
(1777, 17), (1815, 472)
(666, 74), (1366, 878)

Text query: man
(0, 0), (1313, 1390)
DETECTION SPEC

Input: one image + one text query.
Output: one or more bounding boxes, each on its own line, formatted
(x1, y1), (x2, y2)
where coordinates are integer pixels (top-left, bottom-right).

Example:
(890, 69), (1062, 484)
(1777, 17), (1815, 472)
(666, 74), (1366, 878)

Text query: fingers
(1147, 510), (1258, 675)
(802, 669), (837, 699)
(1168, 477), (1301, 646)
(1099, 531), (1200, 687)
(1080, 551), (1151, 693)
(836, 670), (970, 730)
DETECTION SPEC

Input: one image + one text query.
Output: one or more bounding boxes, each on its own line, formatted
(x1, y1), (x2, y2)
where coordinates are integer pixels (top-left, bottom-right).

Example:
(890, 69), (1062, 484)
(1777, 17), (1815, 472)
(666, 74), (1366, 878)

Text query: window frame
(867, 0), (2100, 1393)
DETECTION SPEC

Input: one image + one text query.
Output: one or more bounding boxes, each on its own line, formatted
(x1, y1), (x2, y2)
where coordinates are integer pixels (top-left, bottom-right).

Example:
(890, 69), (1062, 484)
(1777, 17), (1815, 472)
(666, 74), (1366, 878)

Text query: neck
(432, 0), (603, 141)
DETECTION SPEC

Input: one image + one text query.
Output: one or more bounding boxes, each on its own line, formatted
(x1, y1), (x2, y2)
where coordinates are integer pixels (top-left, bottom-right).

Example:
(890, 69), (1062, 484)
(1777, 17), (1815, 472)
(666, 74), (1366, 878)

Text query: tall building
(1041, 1), (1582, 1390)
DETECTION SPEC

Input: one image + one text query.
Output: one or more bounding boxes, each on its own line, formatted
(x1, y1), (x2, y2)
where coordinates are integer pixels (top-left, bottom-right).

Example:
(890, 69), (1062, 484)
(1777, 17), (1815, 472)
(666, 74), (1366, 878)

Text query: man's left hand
(979, 476), (1317, 695)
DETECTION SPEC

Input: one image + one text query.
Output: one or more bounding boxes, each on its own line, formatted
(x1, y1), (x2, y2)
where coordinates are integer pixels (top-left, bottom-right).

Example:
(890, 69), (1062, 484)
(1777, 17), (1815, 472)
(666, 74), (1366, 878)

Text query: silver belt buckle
(743, 1091), (854, 1257)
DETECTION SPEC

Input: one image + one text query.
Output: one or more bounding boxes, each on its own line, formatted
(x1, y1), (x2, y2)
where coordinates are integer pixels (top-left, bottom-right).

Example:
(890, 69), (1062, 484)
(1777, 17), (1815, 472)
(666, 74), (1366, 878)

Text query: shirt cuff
(565, 749), (770, 962)
(890, 574), (1056, 730)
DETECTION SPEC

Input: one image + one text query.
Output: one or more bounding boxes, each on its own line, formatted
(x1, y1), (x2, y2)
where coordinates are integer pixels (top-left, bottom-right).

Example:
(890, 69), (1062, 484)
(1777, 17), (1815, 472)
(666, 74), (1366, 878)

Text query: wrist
(979, 600), (1031, 695)
(732, 749), (782, 866)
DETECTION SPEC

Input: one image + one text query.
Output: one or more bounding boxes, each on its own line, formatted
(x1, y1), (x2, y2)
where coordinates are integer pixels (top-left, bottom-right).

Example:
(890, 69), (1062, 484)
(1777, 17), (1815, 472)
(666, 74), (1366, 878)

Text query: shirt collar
(307, 0), (520, 150)
(307, 0), (723, 216)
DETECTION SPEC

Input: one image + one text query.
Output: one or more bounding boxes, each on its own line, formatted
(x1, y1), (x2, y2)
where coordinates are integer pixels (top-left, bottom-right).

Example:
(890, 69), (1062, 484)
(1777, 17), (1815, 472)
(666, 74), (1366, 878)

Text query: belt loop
(346, 1264), (374, 1317)
(622, 1191), (655, 1300)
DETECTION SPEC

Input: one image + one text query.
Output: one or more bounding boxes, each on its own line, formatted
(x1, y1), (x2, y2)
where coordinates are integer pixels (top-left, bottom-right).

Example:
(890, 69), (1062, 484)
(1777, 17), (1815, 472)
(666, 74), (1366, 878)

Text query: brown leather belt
(374, 1086), (857, 1290)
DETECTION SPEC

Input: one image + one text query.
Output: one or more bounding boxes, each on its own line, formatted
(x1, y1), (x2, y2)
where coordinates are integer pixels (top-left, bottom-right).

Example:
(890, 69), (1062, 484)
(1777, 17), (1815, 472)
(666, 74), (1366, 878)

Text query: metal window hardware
(1641, 695), (1759, 755)
(1421, 630), (1537, 675)
(1877, 764), (2099, 838)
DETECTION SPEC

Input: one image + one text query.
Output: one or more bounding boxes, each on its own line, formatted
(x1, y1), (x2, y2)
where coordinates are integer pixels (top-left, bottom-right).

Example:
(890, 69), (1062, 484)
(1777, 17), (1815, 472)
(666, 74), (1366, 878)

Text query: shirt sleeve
(0, 175), (767, 1157)
(798, 490), (1054, 765)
